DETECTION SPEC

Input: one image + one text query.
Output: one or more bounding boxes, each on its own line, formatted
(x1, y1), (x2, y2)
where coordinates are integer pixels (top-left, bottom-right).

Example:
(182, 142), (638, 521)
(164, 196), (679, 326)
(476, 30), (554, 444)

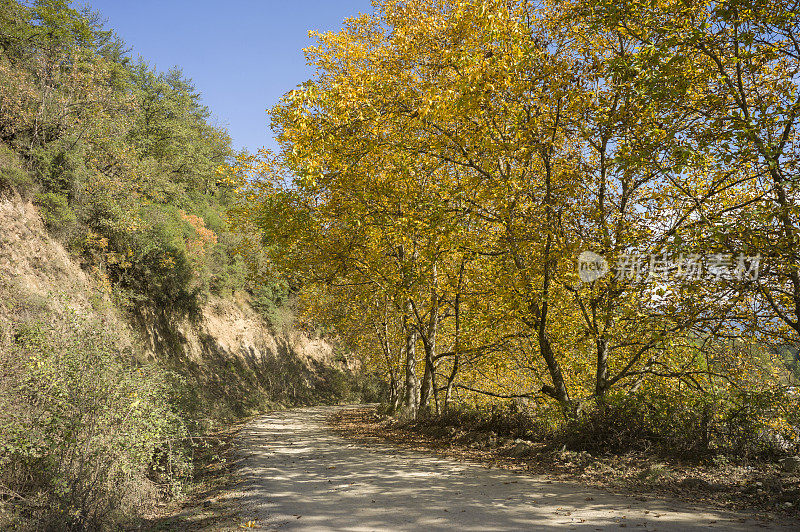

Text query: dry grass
(137, 417), (251, 531)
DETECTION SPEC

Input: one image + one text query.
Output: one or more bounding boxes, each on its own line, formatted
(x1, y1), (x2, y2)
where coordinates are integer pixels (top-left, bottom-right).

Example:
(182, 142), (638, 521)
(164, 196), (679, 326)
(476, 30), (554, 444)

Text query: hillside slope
(0, 2), (373, 527)
(0, 187), (357, 529)
(0, 188), (347, 413)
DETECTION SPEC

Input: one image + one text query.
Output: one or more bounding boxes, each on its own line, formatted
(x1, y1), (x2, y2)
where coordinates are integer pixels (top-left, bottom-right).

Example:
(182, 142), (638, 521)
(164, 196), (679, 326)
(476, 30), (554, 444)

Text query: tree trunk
(595, 337), (609, 399)
(444, 353), (458, 411)
(444, 259), (465, 411)
(419, 286), (439, 416)
(402, 308), (419, 416)
(376, 317), (401, 414)
(419, 338), (436, 416)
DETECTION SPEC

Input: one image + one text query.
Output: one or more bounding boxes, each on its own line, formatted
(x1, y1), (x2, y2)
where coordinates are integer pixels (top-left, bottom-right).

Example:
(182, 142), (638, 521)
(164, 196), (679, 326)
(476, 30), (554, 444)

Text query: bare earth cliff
(0, 192), (341, 417)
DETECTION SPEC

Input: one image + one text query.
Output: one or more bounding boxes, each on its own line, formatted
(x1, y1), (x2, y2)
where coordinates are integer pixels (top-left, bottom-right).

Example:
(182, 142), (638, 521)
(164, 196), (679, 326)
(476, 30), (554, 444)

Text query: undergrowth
(404, 389), (800, 463)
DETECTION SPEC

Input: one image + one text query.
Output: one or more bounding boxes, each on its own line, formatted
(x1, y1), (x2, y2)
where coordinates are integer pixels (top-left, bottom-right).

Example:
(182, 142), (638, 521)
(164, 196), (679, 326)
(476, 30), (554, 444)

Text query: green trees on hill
(0, 1), (274, 528)
(0, 0), (246, 312)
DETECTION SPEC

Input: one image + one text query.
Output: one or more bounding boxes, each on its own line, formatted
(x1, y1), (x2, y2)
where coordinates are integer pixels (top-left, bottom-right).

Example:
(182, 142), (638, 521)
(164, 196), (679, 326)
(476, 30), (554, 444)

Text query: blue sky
(80, 1), (374, 155)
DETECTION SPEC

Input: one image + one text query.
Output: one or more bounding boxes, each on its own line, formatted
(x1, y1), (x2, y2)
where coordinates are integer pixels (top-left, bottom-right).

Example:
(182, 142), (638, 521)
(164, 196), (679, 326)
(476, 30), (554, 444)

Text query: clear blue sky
(79, 1), (374, 155)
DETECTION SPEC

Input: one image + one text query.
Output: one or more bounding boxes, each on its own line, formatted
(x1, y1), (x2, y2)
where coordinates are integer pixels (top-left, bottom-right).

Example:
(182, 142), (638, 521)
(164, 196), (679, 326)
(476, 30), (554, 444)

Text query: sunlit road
(230, 406), (793, 531)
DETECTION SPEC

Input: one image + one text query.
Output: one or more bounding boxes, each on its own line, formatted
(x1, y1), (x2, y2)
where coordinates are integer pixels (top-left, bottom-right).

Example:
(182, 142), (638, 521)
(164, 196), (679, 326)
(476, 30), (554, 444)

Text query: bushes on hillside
(0, 0), (254, 317)
(0, 166), (33, 196)
(0, 311), (190, 529)
(0, 145), (33, 196)
(35, 192), (78, 236)
(418, 387), (800, 462)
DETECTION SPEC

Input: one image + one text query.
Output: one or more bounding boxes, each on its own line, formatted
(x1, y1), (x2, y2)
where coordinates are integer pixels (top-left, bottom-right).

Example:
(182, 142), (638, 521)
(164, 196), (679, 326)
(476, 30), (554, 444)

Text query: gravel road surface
(229, 406), (795, 531)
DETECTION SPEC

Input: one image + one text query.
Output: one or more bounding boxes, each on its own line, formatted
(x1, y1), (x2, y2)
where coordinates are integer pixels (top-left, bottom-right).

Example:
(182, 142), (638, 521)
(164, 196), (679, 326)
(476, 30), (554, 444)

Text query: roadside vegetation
(331, 408), (800, 518)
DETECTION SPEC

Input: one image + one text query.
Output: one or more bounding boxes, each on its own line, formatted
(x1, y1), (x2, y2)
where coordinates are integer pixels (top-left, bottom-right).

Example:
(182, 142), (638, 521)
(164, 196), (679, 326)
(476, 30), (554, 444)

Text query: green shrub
(550, 388), (799, 460)
(35, 192), (78, 233)
(110, 206), (199, 314)
(398, 387), (799, 462)
(29, 144), (88, 196)
(719, 388), (800, 459)
(312, 368), (362, 404)
(413, 401), (545, 440)
(0, 312), (190, 529)
(0, 165), (34, 196)
(250, 281), (294, 331)
(554, 393), (714, 457)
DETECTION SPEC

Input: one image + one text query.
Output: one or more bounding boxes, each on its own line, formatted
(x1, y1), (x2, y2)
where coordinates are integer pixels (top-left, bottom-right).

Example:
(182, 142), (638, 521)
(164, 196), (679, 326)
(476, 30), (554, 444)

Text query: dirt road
(229, 406), (794, 531)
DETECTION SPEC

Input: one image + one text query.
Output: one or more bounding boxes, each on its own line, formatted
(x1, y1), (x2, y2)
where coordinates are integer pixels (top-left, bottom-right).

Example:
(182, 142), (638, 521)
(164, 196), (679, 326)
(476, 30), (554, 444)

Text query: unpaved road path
(230, 406), (795, 531)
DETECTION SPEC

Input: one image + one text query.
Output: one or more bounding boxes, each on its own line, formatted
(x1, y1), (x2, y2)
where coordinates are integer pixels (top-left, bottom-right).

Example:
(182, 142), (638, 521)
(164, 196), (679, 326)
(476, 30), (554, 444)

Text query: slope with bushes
(0, 1), (370, 529)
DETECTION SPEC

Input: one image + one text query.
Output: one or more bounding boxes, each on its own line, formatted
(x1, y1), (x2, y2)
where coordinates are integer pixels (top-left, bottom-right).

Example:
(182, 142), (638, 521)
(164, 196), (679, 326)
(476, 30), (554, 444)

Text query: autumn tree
(240, 0), (798, 423)
(587, 0), (800, 346)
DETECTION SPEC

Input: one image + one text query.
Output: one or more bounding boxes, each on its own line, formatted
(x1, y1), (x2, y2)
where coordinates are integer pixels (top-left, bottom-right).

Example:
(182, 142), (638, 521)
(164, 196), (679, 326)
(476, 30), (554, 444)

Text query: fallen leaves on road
(328, 408), (800, 520)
